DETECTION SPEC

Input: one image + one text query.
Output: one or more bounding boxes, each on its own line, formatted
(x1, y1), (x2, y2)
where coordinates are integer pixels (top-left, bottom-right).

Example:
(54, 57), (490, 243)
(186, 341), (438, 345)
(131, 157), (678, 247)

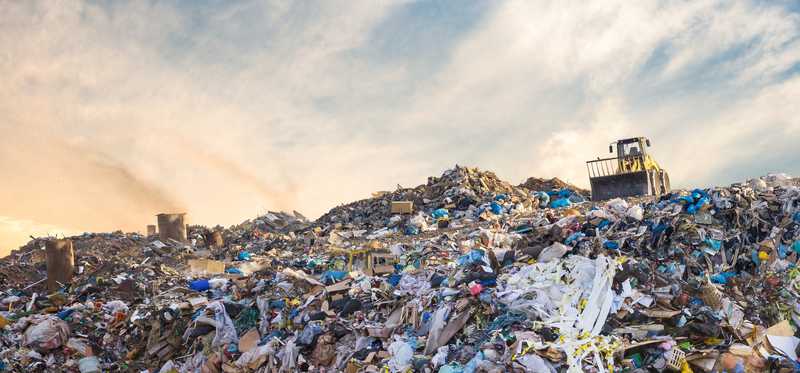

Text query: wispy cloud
(0, 0), (798, 253)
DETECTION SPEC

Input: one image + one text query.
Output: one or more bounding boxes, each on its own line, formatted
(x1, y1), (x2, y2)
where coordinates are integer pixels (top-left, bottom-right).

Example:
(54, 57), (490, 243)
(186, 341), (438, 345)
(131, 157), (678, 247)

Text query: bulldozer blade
(590, 171), (655, 201)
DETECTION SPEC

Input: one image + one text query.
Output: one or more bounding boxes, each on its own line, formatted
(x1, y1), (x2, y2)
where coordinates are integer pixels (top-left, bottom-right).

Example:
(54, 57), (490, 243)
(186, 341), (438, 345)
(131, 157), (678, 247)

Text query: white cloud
(0, 0), (798, 254)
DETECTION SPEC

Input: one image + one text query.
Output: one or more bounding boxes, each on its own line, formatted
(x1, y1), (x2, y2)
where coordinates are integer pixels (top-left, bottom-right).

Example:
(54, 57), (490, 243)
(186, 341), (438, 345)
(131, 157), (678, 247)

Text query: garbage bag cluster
(0, 167), (799, 373)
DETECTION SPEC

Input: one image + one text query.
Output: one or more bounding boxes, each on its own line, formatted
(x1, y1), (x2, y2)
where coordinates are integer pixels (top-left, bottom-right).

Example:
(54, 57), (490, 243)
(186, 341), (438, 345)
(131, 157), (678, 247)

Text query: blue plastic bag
(237, 251), (252, 261)
(386, 274), (402, 287)
(432, 208), (449, 219)
(189, 279), (210, 291)
(710, 272), (736, 284)
(550, 198), (571, 209)
(565, 232), (585, 246)
(490, 201), (503, 215)
(321, 270), (348, 284)
(792, 240), (800, 254)
(457, 250), (485, 266)
(704, 239), (722, 251)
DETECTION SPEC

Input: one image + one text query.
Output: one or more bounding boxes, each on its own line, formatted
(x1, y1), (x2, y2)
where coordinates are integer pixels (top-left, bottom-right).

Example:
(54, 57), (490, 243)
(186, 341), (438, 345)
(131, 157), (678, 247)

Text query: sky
(1, 0), (799, 255)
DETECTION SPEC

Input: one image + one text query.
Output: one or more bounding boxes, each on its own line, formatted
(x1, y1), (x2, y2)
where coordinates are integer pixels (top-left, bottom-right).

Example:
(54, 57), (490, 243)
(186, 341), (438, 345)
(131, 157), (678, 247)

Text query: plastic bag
(207, 301), (238, 347)
(626, 205), (644, 221)
(550, 198), (571, 208)
(515, 353), (555, 372)
(538, 242), (569, 263)
(67, 338), (92, 356)
(424, 304), (451, 354)
(236, 341), (275, 370)
(157, 360), (178, 373)
(189, 279), (210, 291)
(78, 356), (101, 373)
(464, 351), (484, 373)
(387, 336), (414, 372)
(22, 315), (70, 351)
(297, 322), (323, 346)
(320, 270), (347, 284)
(278, 339), (299, 372)
(209, 278), (230, 289)
(102, 300), (129, 315)
(606, 198), (629, 216)
(409, 213), (428, 230)
(432, 208), (449, 219)
(431, 346), (449, 368)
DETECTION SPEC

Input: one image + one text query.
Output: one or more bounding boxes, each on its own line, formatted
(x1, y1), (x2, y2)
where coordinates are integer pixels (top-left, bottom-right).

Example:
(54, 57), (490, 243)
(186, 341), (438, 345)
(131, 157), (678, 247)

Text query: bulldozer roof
(615, 137), (648, 144)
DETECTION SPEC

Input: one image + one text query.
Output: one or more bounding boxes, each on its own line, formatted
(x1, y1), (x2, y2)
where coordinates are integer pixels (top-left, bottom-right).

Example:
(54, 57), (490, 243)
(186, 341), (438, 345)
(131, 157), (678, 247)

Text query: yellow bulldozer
(586, 137), (670, 201)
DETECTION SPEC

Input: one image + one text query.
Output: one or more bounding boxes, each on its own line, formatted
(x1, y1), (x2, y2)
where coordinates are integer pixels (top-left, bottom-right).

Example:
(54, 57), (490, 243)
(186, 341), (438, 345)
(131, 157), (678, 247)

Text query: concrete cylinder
(157, 213), (187, 242)
(146, 225), (157, 236)
(46, 239), (74, 291)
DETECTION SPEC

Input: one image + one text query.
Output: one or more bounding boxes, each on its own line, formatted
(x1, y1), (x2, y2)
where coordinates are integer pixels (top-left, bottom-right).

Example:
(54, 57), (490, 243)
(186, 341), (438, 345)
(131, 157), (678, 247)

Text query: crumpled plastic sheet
(387, 336), (414, 372)
(424, 304), (452, 354)
(463, 351), (484, 373)
(157, 360), (176, 373)
(559, 255), (618, 373)
(515, 353), (556, 373)
(22, 315), (70, 351)
(206, 301), (238, 347)
(277, 338), (299, 372)
(498, 255), (618, 373)
(297, 322), (323, 346)
(537, 242), (569, 263)
(179, 351), (206, 373)
(431, 346), (449, 368)
(102, 300), (129, 315)
(236, 339), (278, 370)
(395, 273), (431, 297)
(256, 296), (271, 336)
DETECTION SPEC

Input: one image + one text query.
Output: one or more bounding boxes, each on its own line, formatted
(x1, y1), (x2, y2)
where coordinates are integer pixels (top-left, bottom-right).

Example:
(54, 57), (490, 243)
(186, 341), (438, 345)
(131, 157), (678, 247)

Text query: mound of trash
(316, 166), (533, 229)
(519, 176), (589, 196)
(1, 169), (800, 372)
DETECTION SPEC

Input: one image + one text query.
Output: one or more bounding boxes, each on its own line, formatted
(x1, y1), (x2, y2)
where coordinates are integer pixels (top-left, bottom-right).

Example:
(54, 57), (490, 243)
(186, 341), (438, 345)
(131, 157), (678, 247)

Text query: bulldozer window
(623, 143), (641, 156)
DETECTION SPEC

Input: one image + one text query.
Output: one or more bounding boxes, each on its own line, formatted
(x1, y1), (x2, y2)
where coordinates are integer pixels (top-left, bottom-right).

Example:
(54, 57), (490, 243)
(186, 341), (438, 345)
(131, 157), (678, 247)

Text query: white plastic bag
(278, 339), (299, 372)
(102, 300), (129, 315)
(78, 356), (101, 373)
(22, 315), (70, 351)
(538, 242), (569, 263)
(409, 213), (428, 230)
(387, 337), (414, 372)
(206, 301), (238, 347)
(605, 198), (629, 216)
(626, 205), (644, 221)
(424, 304), (451, 354)
(431, 346), (449, 368)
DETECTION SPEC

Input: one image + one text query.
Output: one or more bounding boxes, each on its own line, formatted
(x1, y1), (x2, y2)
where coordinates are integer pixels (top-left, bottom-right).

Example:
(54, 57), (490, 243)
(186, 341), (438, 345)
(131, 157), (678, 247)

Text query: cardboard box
(390, 201), (413, 214)
(188, 259), (225, 274)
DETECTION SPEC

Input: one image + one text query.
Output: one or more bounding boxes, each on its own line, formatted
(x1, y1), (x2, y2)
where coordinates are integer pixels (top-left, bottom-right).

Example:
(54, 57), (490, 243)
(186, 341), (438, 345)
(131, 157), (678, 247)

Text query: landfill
(2, 166), (800, 372)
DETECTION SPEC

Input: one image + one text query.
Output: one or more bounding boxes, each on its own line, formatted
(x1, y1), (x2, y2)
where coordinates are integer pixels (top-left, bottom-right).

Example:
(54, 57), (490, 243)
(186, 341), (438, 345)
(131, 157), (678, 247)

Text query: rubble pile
(1, 168), (800, 372)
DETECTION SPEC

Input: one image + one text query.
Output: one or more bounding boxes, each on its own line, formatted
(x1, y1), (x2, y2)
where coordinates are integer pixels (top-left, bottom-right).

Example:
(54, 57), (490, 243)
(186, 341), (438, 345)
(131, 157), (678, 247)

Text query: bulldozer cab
(587, 137), (670, 201)
(611, 137), (655, 174)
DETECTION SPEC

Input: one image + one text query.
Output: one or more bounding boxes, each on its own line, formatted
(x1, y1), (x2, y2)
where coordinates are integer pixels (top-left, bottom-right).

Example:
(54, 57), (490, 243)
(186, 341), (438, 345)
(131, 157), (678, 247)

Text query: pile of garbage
(519, 176), (589, 196)
(317, 166), (538, 229)
(2, 167), (800, 373)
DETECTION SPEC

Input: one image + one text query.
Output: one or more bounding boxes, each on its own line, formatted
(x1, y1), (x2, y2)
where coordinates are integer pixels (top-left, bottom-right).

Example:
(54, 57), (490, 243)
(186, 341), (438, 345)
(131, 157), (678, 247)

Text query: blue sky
(1, 0), (799, 253)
